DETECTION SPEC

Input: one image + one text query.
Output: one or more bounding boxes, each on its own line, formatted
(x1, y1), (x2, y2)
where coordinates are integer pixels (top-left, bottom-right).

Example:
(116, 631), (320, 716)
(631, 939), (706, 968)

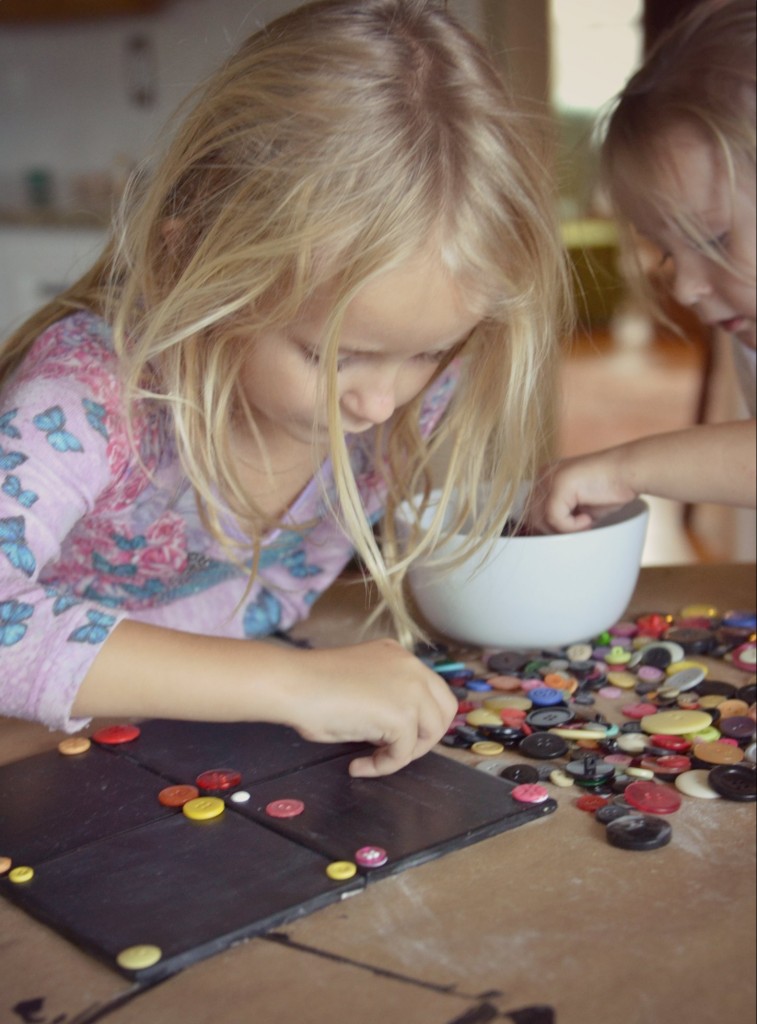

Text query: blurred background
(0, 0), (753, 566)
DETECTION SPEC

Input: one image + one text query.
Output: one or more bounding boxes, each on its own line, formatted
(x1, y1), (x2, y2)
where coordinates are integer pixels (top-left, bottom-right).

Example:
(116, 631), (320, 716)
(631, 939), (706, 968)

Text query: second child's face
(632, 125), (756, 349)
(238, 252), (483, 453)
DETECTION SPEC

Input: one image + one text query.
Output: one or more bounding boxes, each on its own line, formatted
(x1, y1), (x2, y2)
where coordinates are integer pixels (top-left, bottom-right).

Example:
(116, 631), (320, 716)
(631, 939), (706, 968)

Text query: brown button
(58, 736), (91, 756)
(716, 699), (750, 720)
(692, 741), (745, 766)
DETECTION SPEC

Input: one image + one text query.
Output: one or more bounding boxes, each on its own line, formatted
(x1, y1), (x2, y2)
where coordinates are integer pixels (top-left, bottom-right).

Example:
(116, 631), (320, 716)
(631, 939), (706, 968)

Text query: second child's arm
(72, 619), (458, 778)
(528, 419), (757, 533)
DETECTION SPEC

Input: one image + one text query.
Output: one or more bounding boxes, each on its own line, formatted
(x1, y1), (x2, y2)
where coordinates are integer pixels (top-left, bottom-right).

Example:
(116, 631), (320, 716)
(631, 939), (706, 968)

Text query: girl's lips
(719, 316), (749, 334)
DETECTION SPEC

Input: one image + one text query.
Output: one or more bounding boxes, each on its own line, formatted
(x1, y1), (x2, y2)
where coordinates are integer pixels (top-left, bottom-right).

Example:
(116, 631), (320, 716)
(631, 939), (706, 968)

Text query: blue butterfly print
(0, 516), (36, 576)
(0, 444), (27, 471)
(52, 592), (82, 616)
(2, 475), (38, 508)
(32, 406), (83, 453)
(83, 398), (109, 441)
(112, 533), (146, 552)
(68, 610), (117, 644)
(243, 590), (282, 638)
(0, 600), (34, 646)
(0, 409), (21, 439)
(280, 547), (322, 580)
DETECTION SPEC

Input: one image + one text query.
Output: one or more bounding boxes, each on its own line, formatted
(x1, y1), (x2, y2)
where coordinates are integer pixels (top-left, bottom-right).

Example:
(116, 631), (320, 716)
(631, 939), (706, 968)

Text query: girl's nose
(341, 375), (398, 427)
(670, 254), (713, 308)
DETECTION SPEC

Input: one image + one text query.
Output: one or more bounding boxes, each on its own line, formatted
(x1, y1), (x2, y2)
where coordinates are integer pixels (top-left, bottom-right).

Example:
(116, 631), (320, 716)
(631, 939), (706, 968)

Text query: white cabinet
(0, 224), (106, 342)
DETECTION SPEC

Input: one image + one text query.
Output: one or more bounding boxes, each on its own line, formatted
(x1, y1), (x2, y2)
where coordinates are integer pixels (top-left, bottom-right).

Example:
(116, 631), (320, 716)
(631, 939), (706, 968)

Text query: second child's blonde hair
(601, 0), (756, 309)
(0, 0), (571, 643)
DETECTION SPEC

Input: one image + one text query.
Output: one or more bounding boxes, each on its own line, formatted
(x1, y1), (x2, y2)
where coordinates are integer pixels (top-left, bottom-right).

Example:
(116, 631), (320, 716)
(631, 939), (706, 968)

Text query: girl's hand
(281, 639), (458, 778)
(527, 452), (638, 534)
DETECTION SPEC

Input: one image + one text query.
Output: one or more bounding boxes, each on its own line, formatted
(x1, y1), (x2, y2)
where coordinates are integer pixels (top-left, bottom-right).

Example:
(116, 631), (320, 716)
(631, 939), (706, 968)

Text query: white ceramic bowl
(397, 491), (650, 649)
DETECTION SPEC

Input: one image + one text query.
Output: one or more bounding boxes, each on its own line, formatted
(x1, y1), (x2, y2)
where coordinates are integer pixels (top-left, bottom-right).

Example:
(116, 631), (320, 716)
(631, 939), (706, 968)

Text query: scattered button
(57, 737), (91, 756)
(196, 769), (242, 792)
(707, 764), (757, 802)
(519, 732), (569, 760)
(116, 945), (163, 971)
(511, 783), (550, 804)
(500, 764), (541, 785)
(640, 709), (713, 736)
(624, 780), (682, 815)
(182, 796), (225, 821)
(549, 769), (574, 788)
(91, 724), (141, 745)
(158, 784), (200, 808)
(0, 856), (11, 875)
(265, 799), (305, 819)
(9, 865), (34, 883)
(326, 861), (358, 881)
(576, 794), (610, 813)
(692, 741), (744, 766)
(229, 790), (251, 804)
(616, 733), (648, 754)
(595, 804), (641, 825)
(606, 814), (673, 851)
(664, 667), (707, 693)
(625, 766), (656, 781)
(731, 642), (756, 672)
(471, 741), (506, 758)
(525, 707), (574, 730)
(355, 846), (388, 868)
(466, 709), (504, 728)
(622, 702), (658, 720)
(675, 770), (721, 799)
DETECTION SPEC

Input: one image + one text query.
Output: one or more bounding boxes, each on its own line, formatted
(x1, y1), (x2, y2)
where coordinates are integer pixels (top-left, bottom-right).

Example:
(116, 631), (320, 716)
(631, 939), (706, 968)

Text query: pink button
(622, 702), (659, 720)
(265, 799), (305, 819)
(512, 783), (550, 804)
(355, 846), (389, 868)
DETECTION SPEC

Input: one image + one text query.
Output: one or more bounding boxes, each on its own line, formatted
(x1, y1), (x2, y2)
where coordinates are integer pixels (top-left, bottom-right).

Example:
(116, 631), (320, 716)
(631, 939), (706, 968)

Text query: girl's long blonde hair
(0, 0), (571, 643)
(600, 0), (756, 311)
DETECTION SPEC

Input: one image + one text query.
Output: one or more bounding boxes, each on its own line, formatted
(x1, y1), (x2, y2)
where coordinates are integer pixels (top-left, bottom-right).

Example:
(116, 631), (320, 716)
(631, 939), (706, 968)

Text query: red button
(624, 780), (682, 815)
(196, 769), (242, 791)
(576, 794), (610, 813)
(265, 799), (305, 819)
(650, 734), (692, 753)
(650, 755), (692, 777)
(158, 784), (199, 808)
(622, 703), (658, 720)
(512, 783), (550, 804)
(91, 724), (141, 745)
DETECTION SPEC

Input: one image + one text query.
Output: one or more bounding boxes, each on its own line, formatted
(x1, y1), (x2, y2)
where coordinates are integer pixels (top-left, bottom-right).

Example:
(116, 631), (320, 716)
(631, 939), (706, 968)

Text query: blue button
(529, 687), (565, 707)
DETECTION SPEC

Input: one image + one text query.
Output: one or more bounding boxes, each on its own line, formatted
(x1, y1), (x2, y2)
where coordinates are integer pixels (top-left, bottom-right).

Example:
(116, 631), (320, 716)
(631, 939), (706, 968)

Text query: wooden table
(0, 564), (754, 1024)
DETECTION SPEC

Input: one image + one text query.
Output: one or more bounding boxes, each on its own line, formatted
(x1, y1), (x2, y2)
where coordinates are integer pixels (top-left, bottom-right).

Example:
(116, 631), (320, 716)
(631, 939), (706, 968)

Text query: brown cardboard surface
(0, 563), (754, 1024)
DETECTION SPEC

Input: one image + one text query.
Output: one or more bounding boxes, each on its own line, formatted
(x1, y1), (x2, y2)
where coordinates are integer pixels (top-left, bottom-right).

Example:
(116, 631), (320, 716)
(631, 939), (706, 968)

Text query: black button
(697, 679), (738, 699)
(525, 707), (575, 730)
(708, 764), (757, 802)
(664, 627), (716, 654)
(595, 804), (642, 825)
(518, 732), (569, 760)
(500, 763), (541, 785)
(563, 755), (615, 784)
(606, 814), (673, 851)
(738, 682), (757, 705)
(486, 650), (533, 674)
(640, 647), (672, 669)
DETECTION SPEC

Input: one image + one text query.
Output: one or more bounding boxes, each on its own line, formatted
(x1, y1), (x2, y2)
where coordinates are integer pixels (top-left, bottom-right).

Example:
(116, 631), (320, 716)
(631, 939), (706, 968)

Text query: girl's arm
(73, 619), (458, 778)
(528, 419), (757, 533)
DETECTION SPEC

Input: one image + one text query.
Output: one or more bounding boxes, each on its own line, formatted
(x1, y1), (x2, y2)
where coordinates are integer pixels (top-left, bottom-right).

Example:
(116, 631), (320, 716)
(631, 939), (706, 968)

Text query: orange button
(158, 784), (200, 808)
(57, 736), (91, 756)
(716, 699), (750, 720)
(693, 741), (744, 766)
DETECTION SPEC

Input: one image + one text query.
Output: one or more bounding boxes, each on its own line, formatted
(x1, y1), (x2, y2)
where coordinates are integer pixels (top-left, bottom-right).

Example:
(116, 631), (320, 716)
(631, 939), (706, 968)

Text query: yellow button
(681, 604), (718, 619)
(182, 796), (225, 821)
(699, 694), (726, 710)
(326, 861), (358, 881)
(58, 736), (91, 756)
(549, 727), (608, 741)
(471, 741), (505, 757)
(641, 709), (713, 735)
(482, 695), (532, 712)
(666, 660), (708, 677)
(466, 709), (503, 727)
(626, 766), (655, 780)
(116, 945), (163, 970)
(9, 866), (34, 884)
(0, 856), (11, 875)
(549, 769), (574, 788)
(606, 671), (637, 690)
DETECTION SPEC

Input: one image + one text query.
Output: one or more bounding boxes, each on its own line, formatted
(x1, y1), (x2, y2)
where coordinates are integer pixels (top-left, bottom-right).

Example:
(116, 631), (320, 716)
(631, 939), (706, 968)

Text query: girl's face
(238, 252), (483, 453)
(631, 125), (756, 349)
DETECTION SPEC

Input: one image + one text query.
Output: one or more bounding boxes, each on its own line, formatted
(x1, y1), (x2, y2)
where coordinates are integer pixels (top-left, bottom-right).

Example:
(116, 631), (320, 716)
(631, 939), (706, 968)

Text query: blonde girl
(0, 0), (569, 775)
(529, 0), (756, 534)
